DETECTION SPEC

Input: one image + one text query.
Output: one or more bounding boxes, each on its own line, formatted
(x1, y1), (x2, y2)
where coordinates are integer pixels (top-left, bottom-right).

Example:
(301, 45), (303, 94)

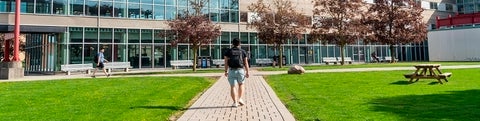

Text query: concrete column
(0, 62), (24, 79)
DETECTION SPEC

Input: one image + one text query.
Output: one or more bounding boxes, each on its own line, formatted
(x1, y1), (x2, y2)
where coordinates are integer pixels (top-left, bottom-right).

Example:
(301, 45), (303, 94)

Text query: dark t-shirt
(224, 47), (248, 67)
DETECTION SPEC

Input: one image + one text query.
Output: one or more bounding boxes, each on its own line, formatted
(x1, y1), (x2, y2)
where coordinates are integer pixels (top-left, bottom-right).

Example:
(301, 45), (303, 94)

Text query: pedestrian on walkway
(92, 48), (111, 78)
(224, 38), (250, 107)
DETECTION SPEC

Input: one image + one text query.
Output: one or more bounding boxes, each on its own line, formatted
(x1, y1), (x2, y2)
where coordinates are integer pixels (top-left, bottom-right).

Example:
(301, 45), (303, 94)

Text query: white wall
(428, 28), (480, 61)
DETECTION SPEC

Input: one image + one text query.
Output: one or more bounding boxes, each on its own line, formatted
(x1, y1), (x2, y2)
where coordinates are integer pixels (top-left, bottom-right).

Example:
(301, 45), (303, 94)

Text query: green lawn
(259, 61), (480, 71)
(266, 69), (480, 121)
(0, 77), (214, 121)
(115, 69), (224, 76)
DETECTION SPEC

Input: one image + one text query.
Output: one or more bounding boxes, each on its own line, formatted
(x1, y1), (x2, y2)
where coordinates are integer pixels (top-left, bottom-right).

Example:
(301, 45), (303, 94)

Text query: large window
(141, 4), (153, 19)
(153, 5), (164, 20)
(53, 0), (66, 14)
(36, 0), (51, 14)
(100, 1), (113, 17)
(85, 0), (98, 16)
(70, 0), (84, 15)
(23, 0), (35, 13)
(165, 6), (175, 20)
(128, 3), (140, 18)
(70, 27), (83, 43)
(113, 2), (126, 17)
(84, 28), (98, 43)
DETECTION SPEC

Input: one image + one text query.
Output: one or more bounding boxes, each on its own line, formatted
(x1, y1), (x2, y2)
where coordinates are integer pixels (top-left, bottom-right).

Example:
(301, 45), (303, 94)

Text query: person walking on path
(224, 38), (250, 107)
(92, 48), (111, 78)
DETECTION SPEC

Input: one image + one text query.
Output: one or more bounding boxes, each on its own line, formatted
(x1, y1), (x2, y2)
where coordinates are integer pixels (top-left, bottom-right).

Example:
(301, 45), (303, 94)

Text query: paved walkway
(177, 74), (295, 121)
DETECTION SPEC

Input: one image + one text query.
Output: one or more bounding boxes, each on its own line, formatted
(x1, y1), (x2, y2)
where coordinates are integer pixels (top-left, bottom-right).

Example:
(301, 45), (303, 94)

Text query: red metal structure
(436, 13), (480, 29)
(13, 0), (20, 61)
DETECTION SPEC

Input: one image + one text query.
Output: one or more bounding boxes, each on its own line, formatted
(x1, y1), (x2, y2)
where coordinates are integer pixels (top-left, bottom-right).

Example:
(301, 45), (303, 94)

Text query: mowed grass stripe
(0, 77), (214, 121)
(266, 69), (480, 121)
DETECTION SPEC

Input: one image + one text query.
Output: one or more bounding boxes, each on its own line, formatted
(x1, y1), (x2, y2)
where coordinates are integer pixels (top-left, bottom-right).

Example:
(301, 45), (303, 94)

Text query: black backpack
(228, 47), (244, 68)
(93, 53), (99, 63)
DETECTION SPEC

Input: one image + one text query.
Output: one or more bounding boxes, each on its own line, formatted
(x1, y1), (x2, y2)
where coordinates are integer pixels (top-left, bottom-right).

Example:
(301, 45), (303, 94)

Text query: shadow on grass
(130, 105), (233, 111)
(370, 89), (480, 121)
(390, 80), (412, 85)
(130, 106), (183, 110)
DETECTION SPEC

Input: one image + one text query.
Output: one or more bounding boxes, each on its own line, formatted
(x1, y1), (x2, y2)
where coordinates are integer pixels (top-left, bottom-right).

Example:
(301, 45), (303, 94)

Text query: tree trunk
(340, 45), (345, 65)
(279, 45), (283, 68)
(192, 46), (198, 72)
(389, 44), (396, 63)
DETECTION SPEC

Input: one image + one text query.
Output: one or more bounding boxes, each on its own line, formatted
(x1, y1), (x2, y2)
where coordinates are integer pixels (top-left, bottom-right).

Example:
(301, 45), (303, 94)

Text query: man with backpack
(92, 48), (111, 78)
(224, 38), (250, 108)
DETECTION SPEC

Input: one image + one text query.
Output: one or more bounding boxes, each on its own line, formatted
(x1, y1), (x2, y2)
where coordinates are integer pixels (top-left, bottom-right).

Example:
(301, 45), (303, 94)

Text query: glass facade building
(0, 0), (429, 73)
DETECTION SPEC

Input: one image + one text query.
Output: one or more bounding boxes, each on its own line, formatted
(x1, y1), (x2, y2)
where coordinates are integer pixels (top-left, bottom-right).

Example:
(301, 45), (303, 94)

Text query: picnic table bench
(60, 63), (94, 75)
(170, 60), (193, 69)
(322, 57), (338, 65)
(403, 64), (452, 84)
(256, 58), (273, 66)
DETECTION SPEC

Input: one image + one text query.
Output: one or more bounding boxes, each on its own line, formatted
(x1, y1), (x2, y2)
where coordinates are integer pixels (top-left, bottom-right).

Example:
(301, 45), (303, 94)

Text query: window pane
(85, 0), (98, 16)
(128, 44), (140, 68)
(114, 29), (126, 43)
(230, 0), (238, 10)
(128, 29), (140, 43)
(209, 0), (218, 9)
(53, 0), (66, 14)
(165, 6), (175, 20)
(113, 2), (126, 17)
(154, 30), (165, 43)
(100, 2), (113, 17)
(23, 0), (35, 13)
(141, 29), (153, 43)
(36, 0), (51, 14)
(69, 44), (83, 64)
(128, 0), (139, 3)
(141, 4), (153, 19)
(128, 3), (140, 18)
(70, 0), (84, 15)
(84, 28), (98, 43)
(178, 0), (187, 6)
(0, 0), (8, 12)
(230, 10), (238, 22)
(99, 28), (112, 43)
(153, 0), (164, 4)
(220, 0), (228, 9)
(153, 5), (164, 20)
(69, 27), (83, 43)
(140, 0), (151, 4)
(210, 9), (219, 22)
(220, 10), (229, 22)
(165, 0), (174, 5)
(221, 32), (229, 44)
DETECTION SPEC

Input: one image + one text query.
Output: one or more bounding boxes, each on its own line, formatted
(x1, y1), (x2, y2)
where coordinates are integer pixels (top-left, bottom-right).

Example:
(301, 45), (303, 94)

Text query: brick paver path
(177, 75), (295, 121)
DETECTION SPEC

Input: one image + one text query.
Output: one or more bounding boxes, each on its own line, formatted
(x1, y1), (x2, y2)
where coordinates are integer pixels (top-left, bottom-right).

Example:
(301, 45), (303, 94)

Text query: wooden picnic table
(404, 64), (452, 84)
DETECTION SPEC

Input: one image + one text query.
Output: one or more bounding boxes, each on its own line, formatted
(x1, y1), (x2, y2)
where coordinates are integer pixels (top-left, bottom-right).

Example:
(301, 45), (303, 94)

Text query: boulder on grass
(288, 65), (305, 74)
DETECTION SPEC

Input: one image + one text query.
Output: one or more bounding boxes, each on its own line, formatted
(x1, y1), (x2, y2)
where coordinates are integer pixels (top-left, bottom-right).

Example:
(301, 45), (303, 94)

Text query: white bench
(60, 63), (94, 75)
(255, 58), (273, 66)
(212, 59), (224, 68)
(104, 62), (132, 73)
(170, 60), (194, 69)
(337, 57), (353, 64)
(383, 56), (398, 62)
(322, 57), (338, 65)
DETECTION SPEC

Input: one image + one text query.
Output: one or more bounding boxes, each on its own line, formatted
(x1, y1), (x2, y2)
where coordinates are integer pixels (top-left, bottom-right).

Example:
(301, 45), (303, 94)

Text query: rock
(287, 65), (305, 74)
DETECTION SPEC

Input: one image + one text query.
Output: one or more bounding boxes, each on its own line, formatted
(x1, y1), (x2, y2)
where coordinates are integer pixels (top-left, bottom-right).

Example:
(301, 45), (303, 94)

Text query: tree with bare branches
(164, 0), (221, 72)
(364, 0), (427, 63)
(248, 0), (308, 68)
(309, 0), (367, 65)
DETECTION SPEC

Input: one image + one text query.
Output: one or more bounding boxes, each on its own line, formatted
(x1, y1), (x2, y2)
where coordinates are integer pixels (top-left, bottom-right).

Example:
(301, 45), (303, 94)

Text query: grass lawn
(115, 69), (224, 76)
(0, 77), (214, 121)
(266, 68), (480, 121)
(259, 61), (480, 71)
